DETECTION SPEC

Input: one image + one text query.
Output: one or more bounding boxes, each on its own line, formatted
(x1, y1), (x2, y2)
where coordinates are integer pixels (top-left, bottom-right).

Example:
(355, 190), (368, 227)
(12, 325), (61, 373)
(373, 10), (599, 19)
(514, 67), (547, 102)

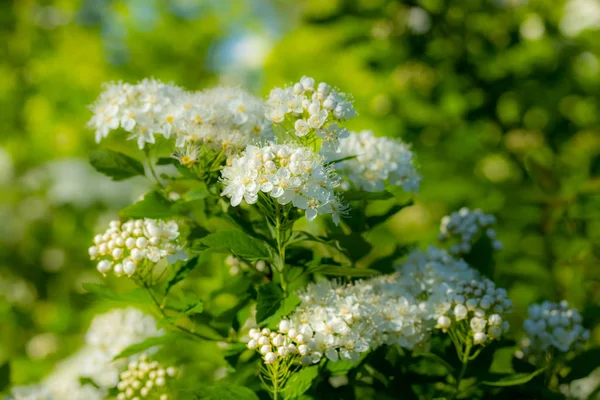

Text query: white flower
(439, 208), (502, 255)
(221, 144), (346, 224)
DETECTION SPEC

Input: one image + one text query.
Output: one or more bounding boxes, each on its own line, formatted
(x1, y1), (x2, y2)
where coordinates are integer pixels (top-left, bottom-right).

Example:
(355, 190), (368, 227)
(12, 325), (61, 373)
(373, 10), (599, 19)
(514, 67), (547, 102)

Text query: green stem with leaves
(144, 148), (165, 188)
(274, 203), (288, 296)
(451, 339), (472, 400)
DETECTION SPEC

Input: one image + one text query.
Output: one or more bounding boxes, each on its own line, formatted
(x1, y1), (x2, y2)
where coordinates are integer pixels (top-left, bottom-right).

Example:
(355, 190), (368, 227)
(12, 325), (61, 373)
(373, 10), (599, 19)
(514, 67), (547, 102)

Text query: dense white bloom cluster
(428, 279), (512, 345)
(521, 301), (590, 357)
(85, 307), (163, 359)
(88, 79), (272, 151)
(439, 207), (502, 255)
(333, 130), (421, 193)
(221, 144), (346, 224)
(116, 354), (176, 400)
(265, 76), (356, 153)
(89, 219), (181, 277)
(247, 278), (428, 366)
(225, 255), (269, 276)
(395, 246), (479, 298)
(9, 386), (54, 400)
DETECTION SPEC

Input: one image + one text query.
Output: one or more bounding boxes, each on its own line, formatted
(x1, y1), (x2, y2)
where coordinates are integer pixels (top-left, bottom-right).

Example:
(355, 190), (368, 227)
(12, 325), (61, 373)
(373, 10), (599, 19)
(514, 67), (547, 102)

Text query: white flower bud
(89, 246), (98, 258)
(97, 260), (112, 274)
(473, 332), (488, 345)
(264, 352), (277, 364)
(258, 336), (269, 346)
(278, 320), (290, 333)
(260, 345), (271, 355)
(278, 346), (290, 357)
(272, 334), (284, 347)
(488, 314), (503, 326)
(136, 237), (148, 249)
(131, 248), (144, 261)
(488, 326), (502, 339)
(125, 237), (136, 249)
(114, 263), (123, 275)
(247, 339), (257, 349)
(112, 248), (123, 259)
(124, 261), (136, 275)
(298, 344), (309, 355)
(454, 304), (468, 321)
(166, 367), (177, 377)
(155, 377), (165, 387)
(436, 315), (451, 330)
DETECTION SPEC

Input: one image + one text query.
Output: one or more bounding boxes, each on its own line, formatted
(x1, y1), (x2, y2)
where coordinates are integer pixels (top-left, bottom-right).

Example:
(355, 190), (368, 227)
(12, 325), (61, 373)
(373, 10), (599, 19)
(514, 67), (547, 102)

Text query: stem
(450, 339), (472, 400)
(145, 148), (165, 188)
(274, 203), (288, 296)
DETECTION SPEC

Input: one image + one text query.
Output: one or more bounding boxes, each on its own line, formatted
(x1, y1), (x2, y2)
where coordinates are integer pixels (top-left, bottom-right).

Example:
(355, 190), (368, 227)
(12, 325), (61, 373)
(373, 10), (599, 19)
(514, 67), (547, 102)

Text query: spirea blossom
(85, 307), (163, 359)
(521, 301), (589, 359)
(395, 246), (479, 299)
(88, 80), (272, 151)
(220, 143), (347, 224)
(225, 255), (269, 276)
(332, 130), (421, 193)
(247, 278), (428, 366)
(439, 208), (502, 255)
(116, 354), (177, 400)
(89, 219), (182, 277)
(265, 76), (356, 153)
(9, 386), (54, 400)
(428, 278), (512, 345)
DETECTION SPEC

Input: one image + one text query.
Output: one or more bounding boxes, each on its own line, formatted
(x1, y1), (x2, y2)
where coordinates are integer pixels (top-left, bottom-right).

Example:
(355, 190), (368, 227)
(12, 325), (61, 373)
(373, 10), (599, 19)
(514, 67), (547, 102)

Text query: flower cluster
(221, 143), (346, 224)
(116, 354), (177, 400)
(89, 219), (182, 277)
(246, 326), (321, 366)
(428, 279), (512, 345)
(395, 246), (479, 299)
(265, 76), (356, 153)
(225, 255), (269, 276)
(521, 301), (589, 359)
(9, 386), (54, 400)
(88, 80), (272, 151)
(332, 130), (421, 193)
(85, 307), (163, 359)
(439, 207), (502, 255)
(247, 278), (428, 366)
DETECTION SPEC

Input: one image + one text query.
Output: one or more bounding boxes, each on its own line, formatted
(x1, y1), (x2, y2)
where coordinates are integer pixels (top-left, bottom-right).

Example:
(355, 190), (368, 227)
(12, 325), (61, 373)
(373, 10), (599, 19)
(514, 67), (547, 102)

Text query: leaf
(326, 353), (367, 376)
(525, 154), (560, 194)
(180, 300), (204, 316)
(325, 154), (358, 166)
(120, 191), (175, 219)
(82, 283), (151, 304)
(113, 334), (180, 360)
(343, 190), (394, 202)
(283, 366), (319, 399)
(195, 382), (260, 400)
(365, 200), (413, 228)
(183, 183), (210, 202)
(198, 231), (270, 260)
(256, 282), (284, 324)
(482, 366), (547, 387)
(0, 362), (9, 392)
(89, 149), (145, 181)
(329, 232), (372, 261)
(369, 245), (412, 274)
(262, 293), (301, 325)
(566, 348), (600, 381)
(165, 257), (199, 294)
(313, 265), (380, 277)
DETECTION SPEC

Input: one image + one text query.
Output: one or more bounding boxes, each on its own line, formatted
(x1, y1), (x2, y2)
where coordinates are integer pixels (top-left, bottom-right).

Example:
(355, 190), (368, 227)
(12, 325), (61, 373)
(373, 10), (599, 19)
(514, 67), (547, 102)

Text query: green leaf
(165, 257), (199, 294)
(566, 348), (600, 381)
(343, 190), (394, 201)
(113, 334), (179, 360)
(328, 232), (372, 262)
(183, 183), (210, 201)
(256, 282), (284, 324)
(482, 366), (547, 386)
(262, 293), (301, 325)
(326, 353), (367, 376)
(283, 366), (319, 399)
(198, 231), (270, 260)
(89, 149), (145, 181)
(0, 362), (10, 392)
(463, 235), (495, 278)
(325, 154), (358, 166)
(195, 382), (260, 400)
(365, 200), (413, 228)
(180, 300), (204, 316)
(82, 283), (151, 304)
(313, 265), (380, 277)
(120, 191), (175, 219)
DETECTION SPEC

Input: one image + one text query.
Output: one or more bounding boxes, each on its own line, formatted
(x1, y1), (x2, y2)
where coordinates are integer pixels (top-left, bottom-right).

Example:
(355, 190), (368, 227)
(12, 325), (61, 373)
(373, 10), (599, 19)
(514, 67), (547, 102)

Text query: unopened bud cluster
(116, 354), (177, 400)
(246, 326), (322, 366)
(333, 130), (421, 193)
(439, 207), (502, 255)
(225, 255), (269, 276)
(265, 76), (356, 153)
(89, 219), (181, 277)
(431, 279), (512, 345)
(521, 301), (589, 358)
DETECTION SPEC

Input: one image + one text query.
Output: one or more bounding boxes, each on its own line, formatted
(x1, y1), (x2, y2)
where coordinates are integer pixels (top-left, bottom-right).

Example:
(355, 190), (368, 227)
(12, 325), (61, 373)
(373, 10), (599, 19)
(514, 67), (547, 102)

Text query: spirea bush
(8, 77), (593, 400)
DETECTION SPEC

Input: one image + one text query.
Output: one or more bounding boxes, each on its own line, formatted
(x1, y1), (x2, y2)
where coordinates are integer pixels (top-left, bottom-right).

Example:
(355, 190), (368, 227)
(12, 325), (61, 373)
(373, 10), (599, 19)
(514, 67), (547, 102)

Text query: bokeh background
(1, 0), (599, 390)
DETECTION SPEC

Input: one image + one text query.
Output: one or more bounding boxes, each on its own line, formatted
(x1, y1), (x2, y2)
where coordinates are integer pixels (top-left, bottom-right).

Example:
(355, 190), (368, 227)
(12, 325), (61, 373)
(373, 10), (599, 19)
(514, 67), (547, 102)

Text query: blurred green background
(1, 0), (599, 388)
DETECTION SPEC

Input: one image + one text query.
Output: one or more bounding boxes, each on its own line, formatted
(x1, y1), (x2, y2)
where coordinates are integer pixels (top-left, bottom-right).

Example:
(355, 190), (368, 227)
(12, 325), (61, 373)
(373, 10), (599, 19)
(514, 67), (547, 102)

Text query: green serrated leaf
(482, 366), (547, 386)
(89, 149), (145, 181)
(113, 334), (179, 360)
(198, 231), (270, 260)
(283, 366), (319, 399)
(566, 348), (600, 381)
(313, 265), (380, 277)
(120, 191), (175, 219)
(82, 283), (151, 304)
(195, 382), (260, 400)
(165, 257), (199, 294)
(256, 282), (284, 324)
